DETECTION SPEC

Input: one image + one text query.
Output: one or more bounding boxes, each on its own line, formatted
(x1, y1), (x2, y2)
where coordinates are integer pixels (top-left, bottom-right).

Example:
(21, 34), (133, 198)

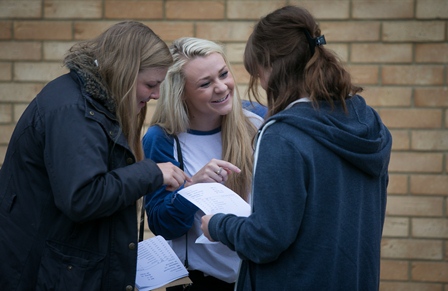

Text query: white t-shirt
(170, 110), (263, 283)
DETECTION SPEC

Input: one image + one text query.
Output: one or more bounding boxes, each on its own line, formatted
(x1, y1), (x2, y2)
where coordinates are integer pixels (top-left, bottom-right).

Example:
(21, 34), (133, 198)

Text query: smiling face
(183, 53), (234, 131)
(136, 66), (168, 113)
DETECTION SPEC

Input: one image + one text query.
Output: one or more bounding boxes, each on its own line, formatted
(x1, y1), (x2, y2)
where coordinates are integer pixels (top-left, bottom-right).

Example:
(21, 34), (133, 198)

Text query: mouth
(211, 94), (229, 104)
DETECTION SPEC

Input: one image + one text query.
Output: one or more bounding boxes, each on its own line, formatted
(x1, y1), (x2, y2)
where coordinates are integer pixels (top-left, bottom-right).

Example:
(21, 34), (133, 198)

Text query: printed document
(135, 235), (189, 291)
(177, 183), (251, 243)
(178, 182), (251, 216)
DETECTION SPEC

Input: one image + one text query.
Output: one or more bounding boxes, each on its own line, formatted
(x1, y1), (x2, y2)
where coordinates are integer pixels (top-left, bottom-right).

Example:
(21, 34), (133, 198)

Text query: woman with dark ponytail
(201, 5), (392, 291)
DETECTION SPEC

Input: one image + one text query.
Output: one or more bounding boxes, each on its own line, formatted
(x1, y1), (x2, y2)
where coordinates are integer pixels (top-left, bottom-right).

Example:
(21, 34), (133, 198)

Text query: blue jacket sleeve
(208, 125), (306, 263)
(142, 126), (199, 240)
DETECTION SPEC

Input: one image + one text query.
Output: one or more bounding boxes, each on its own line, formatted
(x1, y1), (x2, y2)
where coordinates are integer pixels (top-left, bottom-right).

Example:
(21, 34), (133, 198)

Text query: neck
(189, 115), (222, 131)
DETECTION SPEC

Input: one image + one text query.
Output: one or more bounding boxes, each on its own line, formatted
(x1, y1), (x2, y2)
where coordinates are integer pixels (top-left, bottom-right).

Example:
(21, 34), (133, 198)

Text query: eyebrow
(195, 65), (227, 84)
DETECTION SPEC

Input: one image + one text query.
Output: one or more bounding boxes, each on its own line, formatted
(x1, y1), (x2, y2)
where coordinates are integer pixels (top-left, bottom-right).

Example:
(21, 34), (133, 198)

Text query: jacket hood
(268, 95), (392, 177)
(65, 55), (116, 113)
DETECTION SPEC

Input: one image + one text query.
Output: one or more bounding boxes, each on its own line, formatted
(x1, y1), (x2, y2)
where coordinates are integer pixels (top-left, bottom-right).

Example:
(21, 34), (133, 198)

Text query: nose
(151, 89), (160, 100)
(214, 80), (227, 93)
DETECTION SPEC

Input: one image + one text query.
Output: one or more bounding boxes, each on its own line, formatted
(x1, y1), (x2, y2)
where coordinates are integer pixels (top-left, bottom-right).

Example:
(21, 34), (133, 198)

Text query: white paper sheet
(177, 183), (251, 244)
(135, 235), (188, 291)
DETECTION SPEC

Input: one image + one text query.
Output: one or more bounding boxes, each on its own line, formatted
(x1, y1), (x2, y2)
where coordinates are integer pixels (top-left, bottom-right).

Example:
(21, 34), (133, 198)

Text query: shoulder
(242, 100), (267, 118)
(142, 125), (171, 146)
(243, 109), (264, 128)
(142, 125), (176, 160)
(36, 73), (82, 110)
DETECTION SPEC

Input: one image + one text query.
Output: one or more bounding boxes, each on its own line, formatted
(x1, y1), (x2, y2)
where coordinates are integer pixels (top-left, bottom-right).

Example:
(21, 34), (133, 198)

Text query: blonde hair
(151, 37), (257, 200)
(65, 21), (173, 161)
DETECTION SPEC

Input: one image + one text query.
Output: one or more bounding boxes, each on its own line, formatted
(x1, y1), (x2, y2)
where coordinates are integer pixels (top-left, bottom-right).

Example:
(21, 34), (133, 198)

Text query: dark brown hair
(244, 5), (362, 116)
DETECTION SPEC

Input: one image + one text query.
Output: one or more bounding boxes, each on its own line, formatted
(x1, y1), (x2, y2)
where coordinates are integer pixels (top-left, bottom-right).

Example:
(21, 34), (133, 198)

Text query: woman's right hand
(186, 158), (241, 187)
(157, 162), (191, 191)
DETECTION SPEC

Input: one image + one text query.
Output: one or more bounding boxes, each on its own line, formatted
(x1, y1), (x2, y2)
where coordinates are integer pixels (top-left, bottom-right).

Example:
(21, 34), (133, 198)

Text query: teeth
(215, 96), (226, 102)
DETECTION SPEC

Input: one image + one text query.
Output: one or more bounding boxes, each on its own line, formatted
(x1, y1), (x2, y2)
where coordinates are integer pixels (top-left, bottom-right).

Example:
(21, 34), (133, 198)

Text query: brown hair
(244, 5), (362, 116)
(65, 21), (173, 161)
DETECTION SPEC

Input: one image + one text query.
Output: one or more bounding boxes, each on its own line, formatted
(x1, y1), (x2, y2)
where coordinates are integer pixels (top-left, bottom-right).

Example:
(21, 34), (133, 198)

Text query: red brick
(0, 41), (42, 61)
(74, 21), (117, 40)
(380, 282), (443, 291)
(14, 62), (68, 82)
(411, 131), (448, 151)
(380, 109), (442, 129)
(386, 196), (444, 216)
(0, 0), (42, 18)
(362, 87), (412, 107)
(43, 41), (77, 61)
(353, 0), (414, 19)
(225, 43), (246, 63)
(416, 0), (448, 19)
(0, 62), (12, 81)
(231, 64), (250, 84)
(383, 21), (445, 42)
(383, 217), (409, 237)
(388, 174), (408, 194)
(351, 44), (412, 63)
(0, 125), (15, 144)
(0, 21), (12, 40)
(328, 44), (349, 62)
(143, 21), (195, 42)
(382, 65), (444, 86)
(412, 218), (448, 239)
(0, 83), (43, 103)
(345, 65), (379, 85)
(410, 175), (448, 195)
(415, 88), (448, 107)
(196, 21), (254, 42)
(416, 44), (448, 63)
(390, 130), (410, 150)
(13, 104), (28, 123)
(0, 146), (7, 166)
(412, 262), (448, 282)
(167, 1), (224, 20)
(0, 104), (12, 123)
(380, 259), (409, 280)
(320, 21), (381, 42)
(45, 0), (102, 19)
(389, 152), (444, 173)
(227, 1), (287, 20)
(295, 0), (350, 20)
(381, 238), (443, 260)
(105, 1), (163, 19)
(14, 21), (72, 40)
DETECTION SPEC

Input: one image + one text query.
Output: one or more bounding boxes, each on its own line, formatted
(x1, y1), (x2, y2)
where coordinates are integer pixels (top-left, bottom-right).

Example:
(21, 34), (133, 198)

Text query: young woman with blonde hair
(143, 37), (263, 290)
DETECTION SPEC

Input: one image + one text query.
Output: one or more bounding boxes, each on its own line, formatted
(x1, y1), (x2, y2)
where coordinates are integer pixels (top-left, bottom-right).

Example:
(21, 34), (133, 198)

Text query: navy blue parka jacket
(0, 69), (163, 290)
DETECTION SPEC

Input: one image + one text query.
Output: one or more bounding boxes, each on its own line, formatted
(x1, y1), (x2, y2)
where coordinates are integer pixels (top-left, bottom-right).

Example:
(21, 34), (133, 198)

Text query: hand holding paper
(177, 183), (251, 243)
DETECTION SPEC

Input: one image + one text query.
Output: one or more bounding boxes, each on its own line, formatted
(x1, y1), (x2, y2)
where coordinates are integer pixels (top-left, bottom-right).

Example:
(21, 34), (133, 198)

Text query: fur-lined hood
(64, 55), (116, 114)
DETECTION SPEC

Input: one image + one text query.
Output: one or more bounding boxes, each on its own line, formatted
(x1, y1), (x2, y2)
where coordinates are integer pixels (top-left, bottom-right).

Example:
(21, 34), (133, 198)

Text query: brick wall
(0, 0), (447, 289)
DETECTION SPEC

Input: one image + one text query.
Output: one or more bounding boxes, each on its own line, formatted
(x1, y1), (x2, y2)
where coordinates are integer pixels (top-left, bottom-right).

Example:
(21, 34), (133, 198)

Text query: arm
(203, 129), (307, 263)
(44, 105), (165, 223)
(142, 126), (199, 239)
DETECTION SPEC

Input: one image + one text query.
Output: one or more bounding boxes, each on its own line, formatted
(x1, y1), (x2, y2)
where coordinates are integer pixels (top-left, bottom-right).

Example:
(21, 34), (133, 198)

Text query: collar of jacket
(66, 58), (117, 115)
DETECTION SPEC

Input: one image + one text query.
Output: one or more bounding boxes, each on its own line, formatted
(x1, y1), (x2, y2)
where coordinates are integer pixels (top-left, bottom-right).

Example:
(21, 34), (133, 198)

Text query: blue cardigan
(208, 95), (392, 291)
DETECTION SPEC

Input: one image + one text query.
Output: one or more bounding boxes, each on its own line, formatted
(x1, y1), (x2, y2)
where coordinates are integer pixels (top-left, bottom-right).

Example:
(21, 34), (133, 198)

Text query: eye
(220, 71), (229, 78)
(199, 81), (211, 88)
(147, 83), (157, 88)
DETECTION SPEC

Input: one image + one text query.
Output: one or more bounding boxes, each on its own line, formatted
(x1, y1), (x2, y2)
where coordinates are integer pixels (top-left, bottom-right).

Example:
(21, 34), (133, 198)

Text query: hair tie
(303, 30), (326, 56)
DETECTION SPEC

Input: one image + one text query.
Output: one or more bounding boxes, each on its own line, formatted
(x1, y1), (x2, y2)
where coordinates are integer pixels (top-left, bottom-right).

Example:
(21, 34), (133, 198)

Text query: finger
(215, 161), (240, 173)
